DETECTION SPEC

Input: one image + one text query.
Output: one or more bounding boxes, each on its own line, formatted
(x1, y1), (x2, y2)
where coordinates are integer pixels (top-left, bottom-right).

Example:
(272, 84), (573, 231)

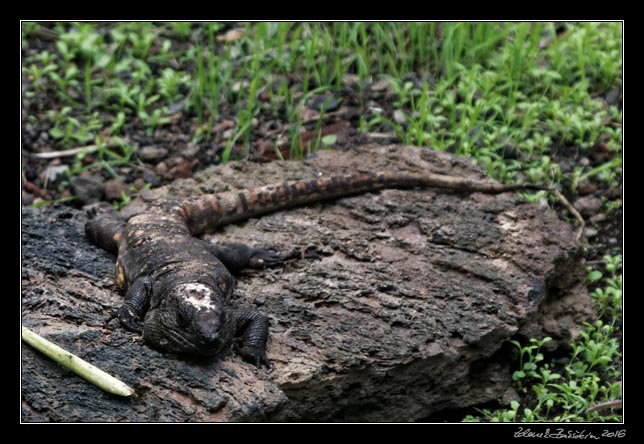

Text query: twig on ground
(551, 188), (585, 241)
(30, 144), (102, 160)
(21, 325), (135, 397)
(586, 399), (622, 414)
(30, 138), (123, 160)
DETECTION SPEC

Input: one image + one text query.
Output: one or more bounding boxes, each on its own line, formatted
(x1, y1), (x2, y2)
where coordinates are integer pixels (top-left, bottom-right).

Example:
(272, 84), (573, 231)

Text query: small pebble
(142, 170), (161, 187)
(393, 109), (407, 124)
(583, 227), (598, 238)
(139, 145), (168, 161)
(590, 213), (606, 224)
(573, 195), (603, 218)
(155, 162), (168, 176)
(577, 181), (597, 196)
(308, 94), (342, 112)
(371, 79), (393, 93)
(70, 175), (104, 205)
(104, 179), (128, 201)
(222, 128), (235, 139)
(183, 143), (200, 159)
(22, 191), (34, 205)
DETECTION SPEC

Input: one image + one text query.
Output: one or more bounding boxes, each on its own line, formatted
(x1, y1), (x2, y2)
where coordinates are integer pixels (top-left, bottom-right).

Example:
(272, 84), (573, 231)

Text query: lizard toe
(234, 343), (271, 369)
(118, 306), (144, 334)
(248, 249), (287, 268)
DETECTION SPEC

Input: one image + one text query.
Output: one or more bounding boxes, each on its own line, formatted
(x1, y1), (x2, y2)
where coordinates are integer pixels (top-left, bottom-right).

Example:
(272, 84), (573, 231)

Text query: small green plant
(221, 121), (252, 163)
(108, 111), (126, 136)
(510, 337), (554, 391)
(58, 22), (109, 66)
(46, 107), (102, 148)
(64, 137), (137, 180)
(22, 61), (57, 92)
(113, 190), (131, 210)
(464, 400), (521, 422)
(587, 255), (622, 319)
(141, 108), (171, 136)
(171, 22), (192, 40)
(156, 68), (191, 103)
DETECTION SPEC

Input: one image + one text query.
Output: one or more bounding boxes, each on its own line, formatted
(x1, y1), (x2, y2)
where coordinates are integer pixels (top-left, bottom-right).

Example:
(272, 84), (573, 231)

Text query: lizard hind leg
(205, 242), (292, 273)
(85, 209), (125, 255)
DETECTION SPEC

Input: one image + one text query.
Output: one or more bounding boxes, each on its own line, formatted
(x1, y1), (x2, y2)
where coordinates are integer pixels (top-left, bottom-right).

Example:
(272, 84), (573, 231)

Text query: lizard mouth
(143, 304), (235, 357)
(143, 321), (227, 356)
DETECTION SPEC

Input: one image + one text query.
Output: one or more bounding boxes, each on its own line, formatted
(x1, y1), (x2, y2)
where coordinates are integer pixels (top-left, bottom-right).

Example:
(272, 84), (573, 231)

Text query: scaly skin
(86, 171), (542, 368)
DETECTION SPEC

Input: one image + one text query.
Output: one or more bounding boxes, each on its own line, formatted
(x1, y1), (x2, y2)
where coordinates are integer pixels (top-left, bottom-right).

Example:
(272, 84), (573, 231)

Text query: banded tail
(179, 172), (543, 236)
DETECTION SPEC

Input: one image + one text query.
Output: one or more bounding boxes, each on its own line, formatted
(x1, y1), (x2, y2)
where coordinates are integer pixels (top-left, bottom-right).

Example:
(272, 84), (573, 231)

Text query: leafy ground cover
(21, 21), (622, 422)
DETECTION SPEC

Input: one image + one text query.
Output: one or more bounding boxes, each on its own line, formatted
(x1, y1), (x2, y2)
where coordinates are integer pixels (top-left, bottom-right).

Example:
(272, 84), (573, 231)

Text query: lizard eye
(176, 308), (191, 328)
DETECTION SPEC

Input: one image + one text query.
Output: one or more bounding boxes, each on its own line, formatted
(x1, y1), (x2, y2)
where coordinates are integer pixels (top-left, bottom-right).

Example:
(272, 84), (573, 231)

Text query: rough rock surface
(21, 145), (593, 422)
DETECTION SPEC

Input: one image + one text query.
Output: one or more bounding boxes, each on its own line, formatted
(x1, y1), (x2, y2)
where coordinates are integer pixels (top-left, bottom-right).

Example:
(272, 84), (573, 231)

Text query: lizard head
(143, 282), (236, 356)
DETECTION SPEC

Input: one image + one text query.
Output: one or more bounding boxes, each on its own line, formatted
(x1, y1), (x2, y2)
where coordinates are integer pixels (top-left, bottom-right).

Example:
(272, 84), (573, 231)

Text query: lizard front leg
(116, 276), (152, 334)
(232, 308), (271, 369)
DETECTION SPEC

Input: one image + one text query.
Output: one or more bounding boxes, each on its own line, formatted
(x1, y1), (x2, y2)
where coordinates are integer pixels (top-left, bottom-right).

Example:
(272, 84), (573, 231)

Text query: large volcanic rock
(21, 145), (592, 422)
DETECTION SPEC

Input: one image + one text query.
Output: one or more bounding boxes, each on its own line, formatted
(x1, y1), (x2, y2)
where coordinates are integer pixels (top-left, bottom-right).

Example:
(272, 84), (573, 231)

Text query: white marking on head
(178, 283), (216, 310)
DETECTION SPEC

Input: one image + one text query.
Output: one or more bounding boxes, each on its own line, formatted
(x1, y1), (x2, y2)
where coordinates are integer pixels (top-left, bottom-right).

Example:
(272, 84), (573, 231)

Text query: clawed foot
(233, 342), (272, 369)
(86, 205), (108, 220)
(248, 248), (289, 268)
(117, 305), (144, 334)
(248, 245), (325, 268)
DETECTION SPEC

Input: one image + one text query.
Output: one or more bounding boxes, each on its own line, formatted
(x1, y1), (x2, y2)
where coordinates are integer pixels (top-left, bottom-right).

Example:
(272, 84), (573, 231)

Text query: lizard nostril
(194, 311), (221, 345)
(201, 329), (219, 344)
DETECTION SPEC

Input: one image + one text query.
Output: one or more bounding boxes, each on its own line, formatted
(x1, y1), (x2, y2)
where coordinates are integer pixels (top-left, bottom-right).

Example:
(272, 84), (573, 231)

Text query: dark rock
(104, 179), (128, 201)
(22, 145), (591, 422)
(22, 191), (34, 205)
(21, 206), (115, 278)
(308, 94), (342, 112)
(605, 187), (622, 200)
(577, 181), (597, 196)
(23, 179), (41, 196)
(69, 175), (104, 205)
(142, 170), (161, 187)
(183, 143), (200, 159)
(139, 145), (169, 161)
(574, 196), (603, 218)
(605, 86), (622, 108)
(166, 159), (197, 180)
(591, 142), (613, 162)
